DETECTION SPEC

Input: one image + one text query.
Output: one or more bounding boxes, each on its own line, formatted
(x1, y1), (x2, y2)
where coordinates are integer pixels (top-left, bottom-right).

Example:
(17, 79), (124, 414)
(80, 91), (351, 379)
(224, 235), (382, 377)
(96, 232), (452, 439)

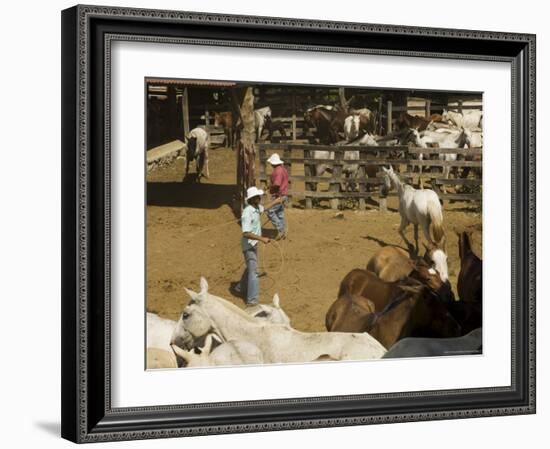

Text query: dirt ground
(146, 147), (482, 332)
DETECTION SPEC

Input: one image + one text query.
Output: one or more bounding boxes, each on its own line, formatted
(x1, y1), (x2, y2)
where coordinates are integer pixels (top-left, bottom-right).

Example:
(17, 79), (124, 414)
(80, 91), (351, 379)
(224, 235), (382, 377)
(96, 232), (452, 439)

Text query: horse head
(410, 258), (455, 303)
(422, 242), (450, 286)
(170, 278), (220, 350)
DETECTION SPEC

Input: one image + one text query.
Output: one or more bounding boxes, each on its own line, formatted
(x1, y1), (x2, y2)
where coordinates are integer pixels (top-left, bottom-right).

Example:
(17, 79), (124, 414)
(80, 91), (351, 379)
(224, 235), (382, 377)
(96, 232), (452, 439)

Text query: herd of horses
(147, 201), (482, 367)
(157, 98), (483, 368)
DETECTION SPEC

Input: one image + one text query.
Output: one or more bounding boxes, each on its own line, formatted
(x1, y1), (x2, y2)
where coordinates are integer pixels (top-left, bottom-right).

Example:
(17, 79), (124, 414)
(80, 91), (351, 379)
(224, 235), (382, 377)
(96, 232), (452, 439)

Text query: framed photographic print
(61, 4), (536, 443)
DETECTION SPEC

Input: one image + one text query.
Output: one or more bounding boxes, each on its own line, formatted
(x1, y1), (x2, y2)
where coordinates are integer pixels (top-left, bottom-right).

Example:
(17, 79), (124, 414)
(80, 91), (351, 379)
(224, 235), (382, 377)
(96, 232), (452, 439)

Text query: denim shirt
(241, 204), (264, 251)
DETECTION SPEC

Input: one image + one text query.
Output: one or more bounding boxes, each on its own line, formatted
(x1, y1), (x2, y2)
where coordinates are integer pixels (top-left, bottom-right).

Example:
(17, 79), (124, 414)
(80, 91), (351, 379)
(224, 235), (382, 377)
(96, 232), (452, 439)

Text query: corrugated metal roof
(146, 78), (237, 87)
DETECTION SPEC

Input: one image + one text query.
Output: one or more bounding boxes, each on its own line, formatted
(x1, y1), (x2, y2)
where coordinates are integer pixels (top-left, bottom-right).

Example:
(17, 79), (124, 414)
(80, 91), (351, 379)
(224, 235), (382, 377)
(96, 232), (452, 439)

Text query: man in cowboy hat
(231, 186), (282, 306)
(266, 153), (289, 240)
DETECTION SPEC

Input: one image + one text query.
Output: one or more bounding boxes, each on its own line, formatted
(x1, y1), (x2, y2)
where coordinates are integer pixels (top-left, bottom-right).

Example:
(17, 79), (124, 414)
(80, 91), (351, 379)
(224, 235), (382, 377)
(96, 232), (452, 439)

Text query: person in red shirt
(266, 153), (289, 239)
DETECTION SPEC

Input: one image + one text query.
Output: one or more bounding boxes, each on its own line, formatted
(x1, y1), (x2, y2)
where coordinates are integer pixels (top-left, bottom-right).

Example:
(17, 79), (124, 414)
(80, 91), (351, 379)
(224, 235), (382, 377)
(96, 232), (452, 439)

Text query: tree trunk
(240, 87), (257, 189)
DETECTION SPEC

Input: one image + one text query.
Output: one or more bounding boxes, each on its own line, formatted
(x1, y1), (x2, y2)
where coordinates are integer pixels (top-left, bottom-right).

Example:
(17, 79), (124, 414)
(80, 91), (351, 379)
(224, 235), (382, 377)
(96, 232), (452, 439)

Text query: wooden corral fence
(258, 143), (482, 210)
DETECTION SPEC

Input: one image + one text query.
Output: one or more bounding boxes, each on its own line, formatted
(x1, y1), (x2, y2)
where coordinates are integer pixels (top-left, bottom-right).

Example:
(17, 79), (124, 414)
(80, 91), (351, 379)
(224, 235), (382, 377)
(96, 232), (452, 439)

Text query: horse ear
(272, 293), (280, 308)
(184, 287), (199, 300)
(382, 166), (389, 173)
(199, 277), (209, 295)
(171, 344), (191, 364)
(438, 234), (447, 251)
(200, 335), (214, 356)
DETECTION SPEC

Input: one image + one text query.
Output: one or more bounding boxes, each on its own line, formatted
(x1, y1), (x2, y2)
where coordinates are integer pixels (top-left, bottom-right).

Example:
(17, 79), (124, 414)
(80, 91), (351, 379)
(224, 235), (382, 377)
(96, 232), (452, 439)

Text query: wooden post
(458, 100), (463, 114)
(358, 151), (367, 211)
(204, 110), (210, 127)
(425, 99), (431, 118)
(304, 148), (313, 209)
(330, 149), (343, 210)
(167, 85), (178, 141)
(259, 144), (267, 191)
(377, 96), (383, 135)
(387, 100), (393, 134)
(284, 144), (292, 205)
(182, 87), (190, 138)
(292, 114), (297, 141)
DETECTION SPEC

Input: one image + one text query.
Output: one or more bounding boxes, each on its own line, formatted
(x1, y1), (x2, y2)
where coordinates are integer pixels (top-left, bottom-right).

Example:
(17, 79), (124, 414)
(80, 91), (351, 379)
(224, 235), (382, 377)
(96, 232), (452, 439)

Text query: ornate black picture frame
(61, 4), (536, 443)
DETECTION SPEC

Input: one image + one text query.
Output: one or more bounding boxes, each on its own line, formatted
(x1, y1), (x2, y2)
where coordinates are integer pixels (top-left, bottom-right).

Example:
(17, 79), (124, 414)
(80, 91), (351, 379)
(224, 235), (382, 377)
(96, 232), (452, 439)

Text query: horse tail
(428, 198), (445, 245)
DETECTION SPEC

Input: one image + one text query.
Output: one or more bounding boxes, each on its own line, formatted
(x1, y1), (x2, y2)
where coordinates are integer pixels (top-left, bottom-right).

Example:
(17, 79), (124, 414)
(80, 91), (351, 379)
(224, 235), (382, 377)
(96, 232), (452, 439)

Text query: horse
(380, 165), (447, 254)
(171, 277), (386, 363)
(334, 268), (425, 313)
(367, 245), (453, 302)
(363, 285), (461, 349)
(185, 127), (210, 180)
(213, 111), (234, 147)
(327, 281), (461, 349)
(457, 231), (482, 303)
(396, 112), (432, 131)
(382, 327), (482, 358)
(254, 106), (272, 142)
(410, 128), (471, 190)
(304, 105), (348, 144)
(325, 292), (376, 333)
(344, 108), (376, 140)
(442, 109), (483, 130)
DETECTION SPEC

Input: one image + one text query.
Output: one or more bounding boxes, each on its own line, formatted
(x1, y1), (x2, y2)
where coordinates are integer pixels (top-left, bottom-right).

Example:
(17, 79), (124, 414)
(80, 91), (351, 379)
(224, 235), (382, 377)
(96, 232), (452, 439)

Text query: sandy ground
(146, 147), (482, 332)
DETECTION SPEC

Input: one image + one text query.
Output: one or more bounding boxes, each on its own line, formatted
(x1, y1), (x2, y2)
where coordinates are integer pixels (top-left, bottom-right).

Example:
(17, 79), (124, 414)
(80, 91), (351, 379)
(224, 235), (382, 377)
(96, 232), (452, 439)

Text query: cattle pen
(258, 143), (482, 210)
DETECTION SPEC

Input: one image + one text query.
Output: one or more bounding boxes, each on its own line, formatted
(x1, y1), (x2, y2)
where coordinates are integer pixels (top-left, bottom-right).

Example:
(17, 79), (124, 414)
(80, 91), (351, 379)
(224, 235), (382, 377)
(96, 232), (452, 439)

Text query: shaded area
(147, 180), (236, 210)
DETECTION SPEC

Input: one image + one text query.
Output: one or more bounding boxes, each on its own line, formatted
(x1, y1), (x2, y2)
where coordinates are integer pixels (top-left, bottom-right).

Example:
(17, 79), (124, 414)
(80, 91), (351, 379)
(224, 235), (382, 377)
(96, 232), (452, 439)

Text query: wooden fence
(258, 143), (482, 210)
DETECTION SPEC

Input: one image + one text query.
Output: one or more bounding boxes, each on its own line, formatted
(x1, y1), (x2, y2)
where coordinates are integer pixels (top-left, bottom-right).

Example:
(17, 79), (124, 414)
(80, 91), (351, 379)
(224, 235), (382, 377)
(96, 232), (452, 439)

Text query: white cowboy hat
(267, 153), (284, 165)
(245, 186), (264, 200)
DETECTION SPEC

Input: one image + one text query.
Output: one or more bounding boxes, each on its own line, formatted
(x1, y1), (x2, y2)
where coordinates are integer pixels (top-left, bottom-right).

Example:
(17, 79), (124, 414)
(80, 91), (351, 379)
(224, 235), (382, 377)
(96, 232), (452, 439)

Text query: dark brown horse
(327, 282), (461, 349)
(365, 286), (461, 349)
(304, 106), (348, 144)
(457, 232), (482, 303)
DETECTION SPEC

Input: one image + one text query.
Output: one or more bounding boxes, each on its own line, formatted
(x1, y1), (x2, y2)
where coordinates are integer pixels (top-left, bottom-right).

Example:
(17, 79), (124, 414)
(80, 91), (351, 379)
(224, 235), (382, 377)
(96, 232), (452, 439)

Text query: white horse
(146, 295), (289, 369)
(442, 109), (483, 130)
(381, 166), (448, 282)
(254, 106), (272, 142)
(171, 334), (264, 367)
(185, 127), (210, 179)
(412, 128), (471, 191)
(171, 278), (386, 364)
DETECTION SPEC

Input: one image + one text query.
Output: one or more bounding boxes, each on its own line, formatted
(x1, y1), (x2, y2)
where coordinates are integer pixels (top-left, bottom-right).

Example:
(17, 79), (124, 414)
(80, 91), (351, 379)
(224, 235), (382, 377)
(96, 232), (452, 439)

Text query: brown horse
(336, 268), (415, 312)
(396, 112), (432, 131)
(304, 106), (348, 144)
(367, 246), (454, 303)
(457, 232), (482, 303)
(365, 286), (461, 349)
(327, 283), (461, 349)
(214, 111), (234, 147)
(325, 293), (375, 333)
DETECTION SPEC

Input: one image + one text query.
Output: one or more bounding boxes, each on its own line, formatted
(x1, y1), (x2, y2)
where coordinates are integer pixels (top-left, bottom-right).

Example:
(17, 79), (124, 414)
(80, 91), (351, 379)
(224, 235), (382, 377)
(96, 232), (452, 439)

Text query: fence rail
(258, 143), (482, 210)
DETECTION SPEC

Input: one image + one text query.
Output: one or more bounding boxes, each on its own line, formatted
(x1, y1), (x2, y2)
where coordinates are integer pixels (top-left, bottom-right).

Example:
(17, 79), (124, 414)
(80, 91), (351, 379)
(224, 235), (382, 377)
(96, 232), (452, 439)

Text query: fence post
(182, 87), (190, 138)
(387, 100), (393, 134)
(425, 99), (431, 118)
(292, 114), (297, 141)
(358, 150), (367, 211)
(259, 144), (267, 192)
(304, 148), (313, 209)
(330, 149), (343, 210)
(284, 144), (292, 205)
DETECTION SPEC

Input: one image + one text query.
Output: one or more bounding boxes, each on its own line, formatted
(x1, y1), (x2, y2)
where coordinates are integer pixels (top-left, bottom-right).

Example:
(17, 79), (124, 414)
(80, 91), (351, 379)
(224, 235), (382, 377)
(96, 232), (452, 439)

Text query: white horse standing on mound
(381, 166), (448, 281)
(171, 278), (386, 364)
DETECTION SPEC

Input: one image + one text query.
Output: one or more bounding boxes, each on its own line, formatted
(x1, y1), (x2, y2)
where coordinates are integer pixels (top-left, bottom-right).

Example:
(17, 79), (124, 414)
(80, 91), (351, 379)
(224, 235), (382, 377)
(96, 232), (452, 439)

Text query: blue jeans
(238, 246), (259, 305)
(267, 195), (287, 234)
